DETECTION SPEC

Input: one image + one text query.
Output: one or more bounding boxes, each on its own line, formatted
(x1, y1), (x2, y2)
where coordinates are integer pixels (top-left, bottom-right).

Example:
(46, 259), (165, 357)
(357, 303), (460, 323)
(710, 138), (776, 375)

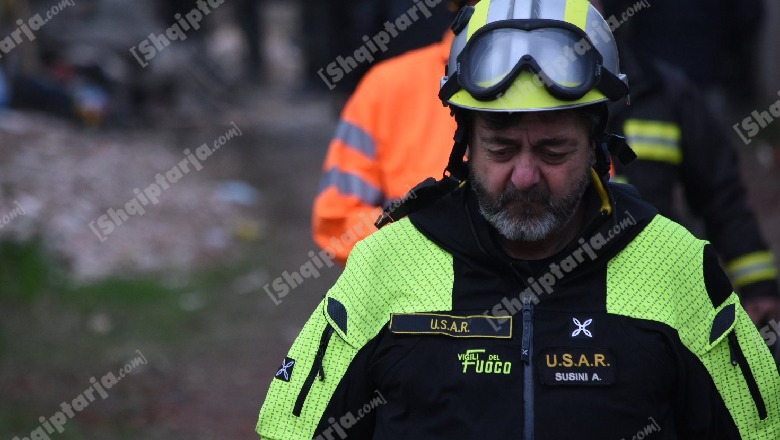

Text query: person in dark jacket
(607, 44), (780, 328)
(602, 0), (764, 112)
(256, 0), (780, 438)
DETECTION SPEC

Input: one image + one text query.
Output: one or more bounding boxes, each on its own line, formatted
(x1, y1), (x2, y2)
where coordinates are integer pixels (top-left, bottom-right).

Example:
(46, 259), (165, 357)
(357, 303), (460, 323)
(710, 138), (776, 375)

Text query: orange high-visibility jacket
(312, 35), (455, 264)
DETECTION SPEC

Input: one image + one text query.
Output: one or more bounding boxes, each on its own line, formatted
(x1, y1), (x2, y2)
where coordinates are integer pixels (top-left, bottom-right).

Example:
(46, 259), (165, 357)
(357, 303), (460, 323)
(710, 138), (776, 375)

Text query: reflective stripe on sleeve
(623, 119), (682, 165)
(726, 251), (779, 288)
(333, 120), (376, 159)
(318, 168), (384, 206)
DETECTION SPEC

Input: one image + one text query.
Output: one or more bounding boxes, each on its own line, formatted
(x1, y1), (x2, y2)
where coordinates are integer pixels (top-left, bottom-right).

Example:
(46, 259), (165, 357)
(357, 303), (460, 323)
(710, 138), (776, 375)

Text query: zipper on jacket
(293, 325), (334, 417)
(521, 298), (535, 439)
(728, 331), (767, 419)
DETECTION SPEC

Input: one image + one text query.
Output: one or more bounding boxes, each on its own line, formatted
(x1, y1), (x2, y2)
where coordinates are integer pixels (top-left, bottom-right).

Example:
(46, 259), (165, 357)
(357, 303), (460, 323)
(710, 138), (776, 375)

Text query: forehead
(473, 110), (588, 139)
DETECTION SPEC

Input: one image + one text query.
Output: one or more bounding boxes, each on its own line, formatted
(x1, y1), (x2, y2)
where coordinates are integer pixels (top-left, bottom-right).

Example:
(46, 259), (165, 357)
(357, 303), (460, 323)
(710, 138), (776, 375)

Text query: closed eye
(542, 151), (568, 162)
(487, 148), (512, 161)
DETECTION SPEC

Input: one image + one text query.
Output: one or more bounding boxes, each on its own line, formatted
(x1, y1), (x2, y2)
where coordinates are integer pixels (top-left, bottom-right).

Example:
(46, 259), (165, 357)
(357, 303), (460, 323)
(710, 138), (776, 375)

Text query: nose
(509, 153), (541, 190)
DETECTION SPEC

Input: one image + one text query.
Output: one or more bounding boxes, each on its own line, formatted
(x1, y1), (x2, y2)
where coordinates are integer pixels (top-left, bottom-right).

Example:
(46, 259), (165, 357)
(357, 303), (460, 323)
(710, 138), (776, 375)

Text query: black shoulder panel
(703, 244), (734, 307)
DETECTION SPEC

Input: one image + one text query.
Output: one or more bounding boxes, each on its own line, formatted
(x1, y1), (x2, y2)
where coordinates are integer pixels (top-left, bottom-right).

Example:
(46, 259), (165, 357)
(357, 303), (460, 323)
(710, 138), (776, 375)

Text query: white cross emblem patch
(571, 318), (593, 338)
(275, 357), (296, 382)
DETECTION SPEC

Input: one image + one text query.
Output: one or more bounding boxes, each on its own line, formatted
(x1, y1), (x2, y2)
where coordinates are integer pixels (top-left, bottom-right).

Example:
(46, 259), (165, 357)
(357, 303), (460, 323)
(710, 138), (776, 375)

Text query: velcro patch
(389, 313), (512, 338)
(539, 349), (615, 386)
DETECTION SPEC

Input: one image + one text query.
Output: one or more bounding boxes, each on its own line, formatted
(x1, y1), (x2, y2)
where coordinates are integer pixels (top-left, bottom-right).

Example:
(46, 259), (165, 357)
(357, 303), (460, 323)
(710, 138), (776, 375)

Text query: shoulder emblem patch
(274, 357), (296, 382)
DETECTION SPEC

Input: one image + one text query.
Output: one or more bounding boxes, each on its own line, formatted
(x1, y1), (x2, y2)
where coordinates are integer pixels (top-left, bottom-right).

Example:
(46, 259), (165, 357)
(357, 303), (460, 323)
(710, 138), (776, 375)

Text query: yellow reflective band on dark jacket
(623, 119), (682, 165)
(727, 251), (779, 289)
(607, 48), (779, 301)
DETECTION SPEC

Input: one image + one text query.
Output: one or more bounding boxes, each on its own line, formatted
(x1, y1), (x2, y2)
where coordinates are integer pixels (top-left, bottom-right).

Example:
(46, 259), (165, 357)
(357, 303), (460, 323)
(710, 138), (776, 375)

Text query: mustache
(495, 185), (551, 208)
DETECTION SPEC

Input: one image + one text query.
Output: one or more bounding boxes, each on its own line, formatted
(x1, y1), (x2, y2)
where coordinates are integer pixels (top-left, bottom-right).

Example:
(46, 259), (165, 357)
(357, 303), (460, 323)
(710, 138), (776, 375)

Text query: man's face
(469, 110), (594, 242)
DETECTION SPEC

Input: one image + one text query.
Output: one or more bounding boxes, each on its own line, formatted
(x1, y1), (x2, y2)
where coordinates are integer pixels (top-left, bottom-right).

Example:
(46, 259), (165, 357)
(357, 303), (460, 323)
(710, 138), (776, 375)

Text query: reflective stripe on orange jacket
(312, 34), (456, 264)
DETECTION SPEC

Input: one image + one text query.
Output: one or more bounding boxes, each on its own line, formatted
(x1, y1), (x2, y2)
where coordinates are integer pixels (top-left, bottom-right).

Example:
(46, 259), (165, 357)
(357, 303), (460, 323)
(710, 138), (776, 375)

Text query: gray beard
(471, 164), (591, 242)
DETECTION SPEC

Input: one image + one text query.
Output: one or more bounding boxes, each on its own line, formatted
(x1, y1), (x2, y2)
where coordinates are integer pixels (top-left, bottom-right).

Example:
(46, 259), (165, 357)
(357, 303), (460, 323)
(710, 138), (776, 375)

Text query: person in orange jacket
(311, 0), (780, 330)
(311, 29), (456, 264)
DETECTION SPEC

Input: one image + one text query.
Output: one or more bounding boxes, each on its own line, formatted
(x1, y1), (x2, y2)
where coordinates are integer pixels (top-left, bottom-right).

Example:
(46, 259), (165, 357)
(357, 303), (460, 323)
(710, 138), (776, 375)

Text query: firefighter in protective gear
(310, 0), (779, 328)
(262, 0), (780, 438)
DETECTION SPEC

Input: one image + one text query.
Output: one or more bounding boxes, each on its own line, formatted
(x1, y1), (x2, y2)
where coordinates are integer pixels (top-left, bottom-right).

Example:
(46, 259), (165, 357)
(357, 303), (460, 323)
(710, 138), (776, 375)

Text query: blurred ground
(0, 85), (341, 440)
(0, 2), (343, 439)
(0, 2), (779, 440)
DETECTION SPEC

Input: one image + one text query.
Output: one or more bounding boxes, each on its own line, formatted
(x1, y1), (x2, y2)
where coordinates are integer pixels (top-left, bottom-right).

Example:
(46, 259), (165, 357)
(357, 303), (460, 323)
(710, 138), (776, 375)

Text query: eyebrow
(532, 136), (577, 149)
(479, 135), (577, 148)
(479, 135), (519, 146)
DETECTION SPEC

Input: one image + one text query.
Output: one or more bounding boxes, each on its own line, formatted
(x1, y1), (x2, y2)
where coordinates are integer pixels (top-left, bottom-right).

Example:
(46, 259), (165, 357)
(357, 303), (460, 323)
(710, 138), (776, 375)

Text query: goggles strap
(593, 133), (635, 181)
(596, 68), (629, 101)
(439, 73), (462, 103)
(604, 133), (636, 165)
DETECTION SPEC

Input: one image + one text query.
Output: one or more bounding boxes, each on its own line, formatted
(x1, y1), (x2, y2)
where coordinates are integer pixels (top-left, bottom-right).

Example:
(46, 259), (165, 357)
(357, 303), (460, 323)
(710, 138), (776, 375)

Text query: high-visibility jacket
(608, 44), (779, 302)
(312, 36), (779, 302)
(312, 34), (455, 264)
(260, 180), (780, 439)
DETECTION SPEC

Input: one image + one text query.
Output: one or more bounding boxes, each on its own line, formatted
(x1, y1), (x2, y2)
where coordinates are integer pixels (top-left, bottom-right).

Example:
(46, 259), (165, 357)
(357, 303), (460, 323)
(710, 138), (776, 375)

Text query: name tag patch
(539, 349), (615, 386)
(389, 313), (512, 338)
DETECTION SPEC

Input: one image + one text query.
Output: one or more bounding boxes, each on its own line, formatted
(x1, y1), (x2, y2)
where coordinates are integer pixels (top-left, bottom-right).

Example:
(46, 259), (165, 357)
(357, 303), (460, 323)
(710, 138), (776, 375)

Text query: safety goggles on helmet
(439, 19), (628, 103)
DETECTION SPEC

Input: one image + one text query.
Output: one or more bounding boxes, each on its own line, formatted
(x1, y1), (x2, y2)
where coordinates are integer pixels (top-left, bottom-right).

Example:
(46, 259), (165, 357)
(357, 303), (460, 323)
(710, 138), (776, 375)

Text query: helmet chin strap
(444, 110), (471, 182)
(375, 110), (470, 229)
(597, 133), (636, 178)
(588, 103), (635, 180)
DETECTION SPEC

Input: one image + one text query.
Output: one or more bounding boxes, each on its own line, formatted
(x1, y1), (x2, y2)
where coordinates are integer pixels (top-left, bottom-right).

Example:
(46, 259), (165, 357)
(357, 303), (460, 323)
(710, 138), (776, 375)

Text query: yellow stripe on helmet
(563, 0), (590, 30)
(466, 0), (491, 39)
(450, 0), (615, 112)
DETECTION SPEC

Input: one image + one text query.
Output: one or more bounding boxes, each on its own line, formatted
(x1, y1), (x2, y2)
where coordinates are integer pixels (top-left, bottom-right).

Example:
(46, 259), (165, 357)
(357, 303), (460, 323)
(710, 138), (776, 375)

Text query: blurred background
(0, 0), (777, 439)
